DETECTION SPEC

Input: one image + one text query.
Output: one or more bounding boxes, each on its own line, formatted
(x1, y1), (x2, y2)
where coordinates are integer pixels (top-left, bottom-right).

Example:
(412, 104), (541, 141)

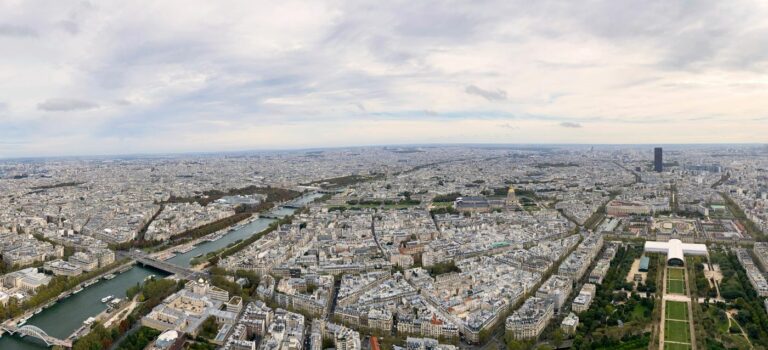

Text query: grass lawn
(665, 320), (691, 343)
(664, 342), (692, 350)
(668, 268), (685, 279)
(666, 301), (688, 321)
(726, 333), (753, 350)
(630, 303), (649, 321)
(667, 279), (686, 294)
(713, 311), (730, 334)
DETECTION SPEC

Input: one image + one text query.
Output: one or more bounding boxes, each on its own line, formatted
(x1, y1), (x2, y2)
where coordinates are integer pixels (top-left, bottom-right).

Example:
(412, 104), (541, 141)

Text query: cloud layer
(0, 24), (37, 37)
(465, 85), (507, 101)
(0, 0), (767, 157)
(38, 98), (98, 111)
(560, 122), (582, 128)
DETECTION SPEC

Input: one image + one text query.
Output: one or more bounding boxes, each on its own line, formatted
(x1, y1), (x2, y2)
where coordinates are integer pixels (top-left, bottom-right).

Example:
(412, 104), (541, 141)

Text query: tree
(506, 339), (527, 350)
(478, 328), (491, 343)
(199, 316), (219, 340)
(572, 334), (584, 349)
(553, 328), (565, 348)
(116, 327), (162, 350)
(433, 192), (462, 202)
(73, 323), (116, 350)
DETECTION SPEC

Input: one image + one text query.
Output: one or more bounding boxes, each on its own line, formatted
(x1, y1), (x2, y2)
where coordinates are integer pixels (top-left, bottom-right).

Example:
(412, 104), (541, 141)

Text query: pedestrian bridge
(1, 324), (72, 348)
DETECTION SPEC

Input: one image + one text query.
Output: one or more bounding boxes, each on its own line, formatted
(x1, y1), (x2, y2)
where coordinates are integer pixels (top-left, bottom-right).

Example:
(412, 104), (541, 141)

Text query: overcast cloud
(0, 0), (767, 157)
(37, 98), (98, 112)
(560, 122), (583, 128)
(465, 85), (508, 101)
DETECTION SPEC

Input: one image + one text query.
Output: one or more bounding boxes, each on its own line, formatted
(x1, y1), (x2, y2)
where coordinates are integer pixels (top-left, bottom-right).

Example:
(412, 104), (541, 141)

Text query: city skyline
(2, 2), (768, 348)
(1, 144), (767, 350)
(0, 142), (763, 161)
(2, 1), (768, 158)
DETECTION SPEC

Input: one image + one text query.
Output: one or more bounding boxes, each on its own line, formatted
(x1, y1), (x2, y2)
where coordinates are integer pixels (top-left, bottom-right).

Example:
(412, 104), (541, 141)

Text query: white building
(561, 312), (579, 335)
(644, 239), (707, 266)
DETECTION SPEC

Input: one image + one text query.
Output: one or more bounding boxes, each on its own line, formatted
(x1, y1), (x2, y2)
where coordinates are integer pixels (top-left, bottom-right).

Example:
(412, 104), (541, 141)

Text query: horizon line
(2, 142), (766, 162)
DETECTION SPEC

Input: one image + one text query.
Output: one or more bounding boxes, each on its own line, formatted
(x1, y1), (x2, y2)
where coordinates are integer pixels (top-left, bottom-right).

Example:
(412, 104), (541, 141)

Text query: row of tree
(164, 185), (301, 207)
(569, 245), (655, 350)
(72, 277), (183, 350)
(0, 260), (128, 320)
(346, 198), (421, 206)
(303, 174), (384, 189)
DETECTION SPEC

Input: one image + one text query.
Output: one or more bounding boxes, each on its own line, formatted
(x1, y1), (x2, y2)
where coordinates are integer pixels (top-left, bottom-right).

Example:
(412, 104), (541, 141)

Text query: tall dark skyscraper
(654, 147), (663, 172)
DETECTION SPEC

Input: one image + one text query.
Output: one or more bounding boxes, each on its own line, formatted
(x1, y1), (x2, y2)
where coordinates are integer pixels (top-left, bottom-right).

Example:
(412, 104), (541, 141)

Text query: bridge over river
(1, 324), (73, 348)
(129, 252), (208, 281)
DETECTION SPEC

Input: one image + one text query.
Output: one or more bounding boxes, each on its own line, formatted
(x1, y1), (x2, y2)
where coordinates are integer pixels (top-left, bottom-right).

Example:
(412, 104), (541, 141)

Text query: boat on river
(204, 230), (228, 242)
(83, 279), (98, 287)
(175, 244), (195, 253)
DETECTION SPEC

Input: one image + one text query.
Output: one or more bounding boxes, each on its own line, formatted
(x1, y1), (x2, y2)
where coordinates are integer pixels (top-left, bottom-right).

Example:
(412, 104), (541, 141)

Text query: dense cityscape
(0, 145), (766, 350)
(3, 1), (768, 349)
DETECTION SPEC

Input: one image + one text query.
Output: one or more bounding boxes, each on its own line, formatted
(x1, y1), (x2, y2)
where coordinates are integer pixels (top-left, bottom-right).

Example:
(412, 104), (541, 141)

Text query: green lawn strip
(665, 301), (688, 321)
(668, 268), (685, 279)
(664, 320), (691, 344)
(664, 342), (692, 350)
(666, 280), (686, 294)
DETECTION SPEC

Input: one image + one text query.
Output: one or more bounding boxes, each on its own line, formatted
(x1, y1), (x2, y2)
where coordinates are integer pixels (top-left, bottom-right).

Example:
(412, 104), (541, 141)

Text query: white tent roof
(644, 239), (707, 262)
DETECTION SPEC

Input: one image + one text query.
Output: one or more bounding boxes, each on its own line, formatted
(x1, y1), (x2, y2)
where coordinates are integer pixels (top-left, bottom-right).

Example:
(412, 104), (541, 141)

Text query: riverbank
(168, 192), (323, 269)
(0, 265), (161, 350)
(0, 192), (323, 350)
(150, 214), (264, 263)
(3, 259), (136, 327)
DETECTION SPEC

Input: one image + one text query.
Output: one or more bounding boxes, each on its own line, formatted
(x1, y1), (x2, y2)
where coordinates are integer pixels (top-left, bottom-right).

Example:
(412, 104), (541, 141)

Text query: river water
(0, 192), (322, 349)
(166, 217), (274, 268)
(0, 265), (162, 350)
(167, 192), (321, 268)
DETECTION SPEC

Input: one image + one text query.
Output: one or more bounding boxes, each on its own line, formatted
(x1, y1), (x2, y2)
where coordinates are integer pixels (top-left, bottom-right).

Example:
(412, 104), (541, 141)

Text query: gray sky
(1, 0), (767, 157)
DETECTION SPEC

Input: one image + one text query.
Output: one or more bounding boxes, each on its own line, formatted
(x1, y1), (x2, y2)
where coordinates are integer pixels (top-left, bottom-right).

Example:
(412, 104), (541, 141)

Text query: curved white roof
(158, 330), (179, 342)
(644, 239), (707, 262)
(669, 239), (684, 262)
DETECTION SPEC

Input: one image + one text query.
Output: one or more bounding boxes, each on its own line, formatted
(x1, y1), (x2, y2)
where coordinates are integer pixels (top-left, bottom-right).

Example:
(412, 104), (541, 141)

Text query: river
(0, 265), (163, 350)
(167, 192), (321, 268)
(0, 192), (322, 349)
(166, 217), (274, 268)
